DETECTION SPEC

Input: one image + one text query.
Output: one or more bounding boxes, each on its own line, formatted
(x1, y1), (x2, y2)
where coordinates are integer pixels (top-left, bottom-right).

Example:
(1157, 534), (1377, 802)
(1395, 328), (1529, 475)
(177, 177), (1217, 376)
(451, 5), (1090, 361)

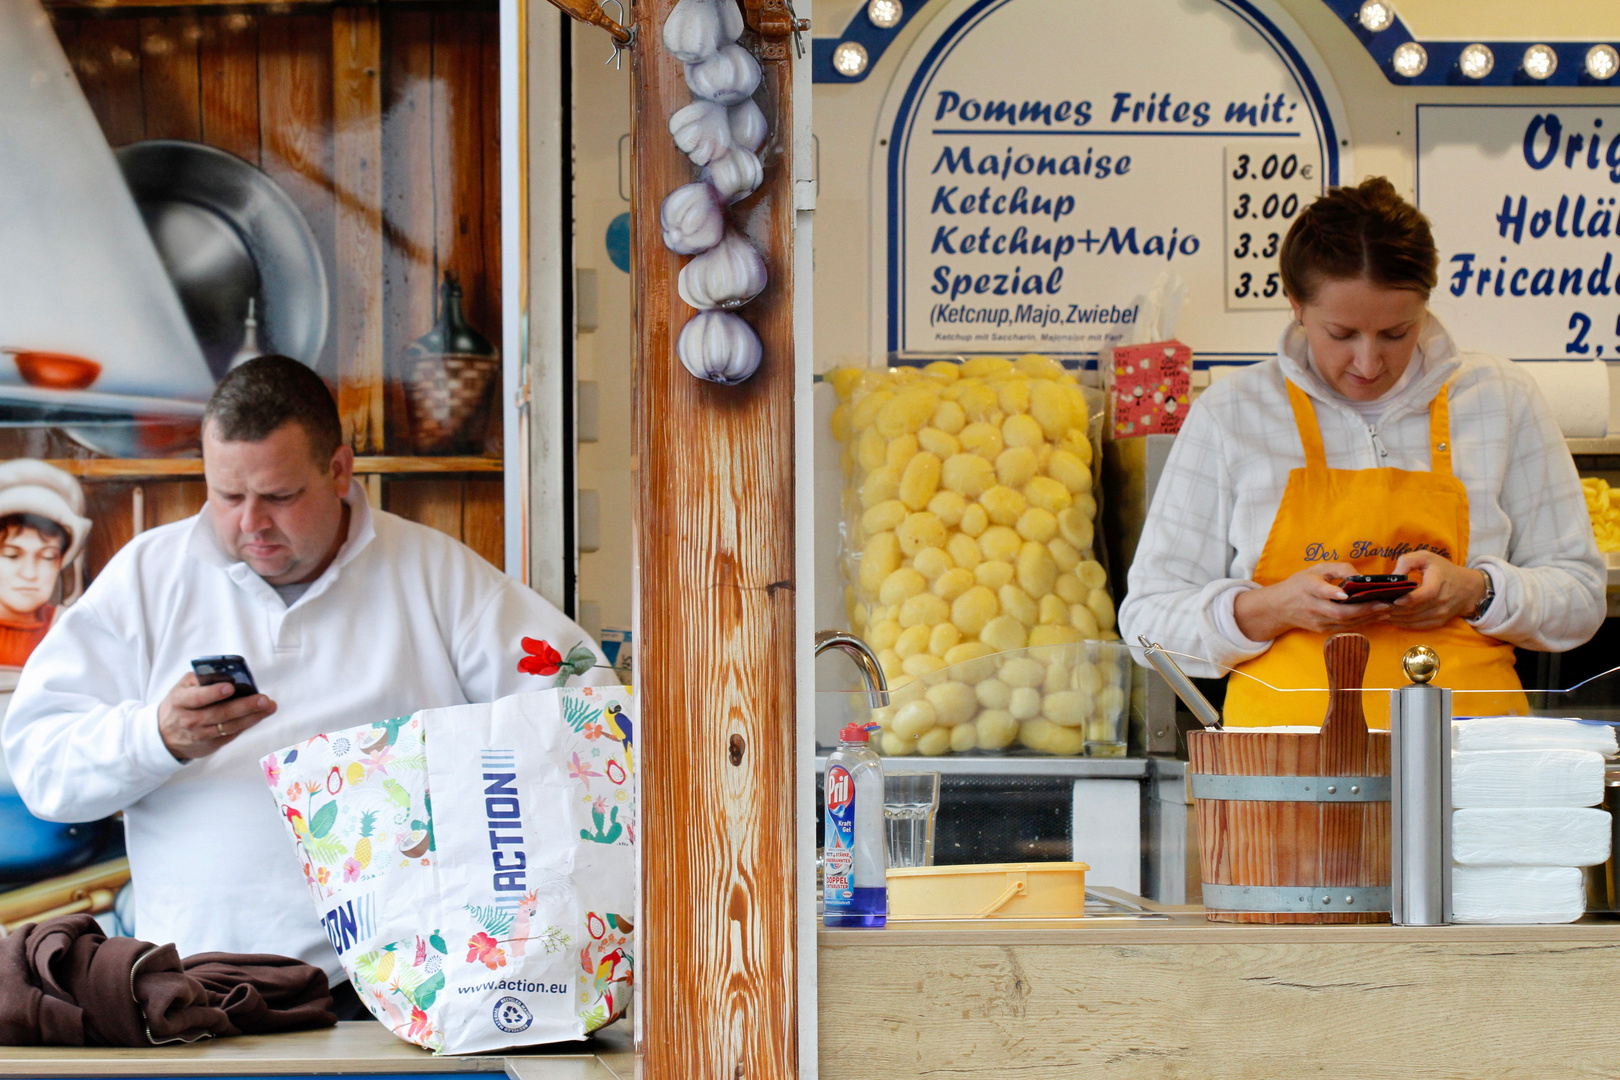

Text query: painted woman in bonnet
(0, 460), (90, 670)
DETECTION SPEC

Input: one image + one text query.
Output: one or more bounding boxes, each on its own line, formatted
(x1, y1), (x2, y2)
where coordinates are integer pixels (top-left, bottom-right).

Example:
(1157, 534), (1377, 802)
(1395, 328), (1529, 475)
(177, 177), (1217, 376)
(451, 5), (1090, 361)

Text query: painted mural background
(0, 0), (507, 895)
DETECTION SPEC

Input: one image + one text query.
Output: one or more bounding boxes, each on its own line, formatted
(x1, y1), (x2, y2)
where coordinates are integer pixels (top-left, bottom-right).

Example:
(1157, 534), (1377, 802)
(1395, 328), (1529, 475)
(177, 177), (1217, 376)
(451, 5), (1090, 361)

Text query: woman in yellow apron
(1118, 178), (1605, 726)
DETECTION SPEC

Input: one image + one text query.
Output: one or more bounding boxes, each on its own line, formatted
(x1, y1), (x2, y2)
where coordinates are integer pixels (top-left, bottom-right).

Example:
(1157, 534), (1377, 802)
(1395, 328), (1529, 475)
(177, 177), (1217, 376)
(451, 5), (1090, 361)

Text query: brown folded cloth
(0, 914), (334, 1047)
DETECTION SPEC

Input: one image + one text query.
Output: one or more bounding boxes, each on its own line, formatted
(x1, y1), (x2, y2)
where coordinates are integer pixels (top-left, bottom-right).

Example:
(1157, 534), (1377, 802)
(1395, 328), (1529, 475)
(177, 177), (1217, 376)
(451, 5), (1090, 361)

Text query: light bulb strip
(1385, 38), (1619, 85)
(1320, 0), (1620, 86)
(814, 0), (1620, 85)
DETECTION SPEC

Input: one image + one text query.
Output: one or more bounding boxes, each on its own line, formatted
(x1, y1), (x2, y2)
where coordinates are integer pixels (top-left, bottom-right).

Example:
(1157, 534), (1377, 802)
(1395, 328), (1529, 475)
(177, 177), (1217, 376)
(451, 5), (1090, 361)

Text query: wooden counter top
(0, 1021), (632, 1078)
(818, 910), (1620, 1080)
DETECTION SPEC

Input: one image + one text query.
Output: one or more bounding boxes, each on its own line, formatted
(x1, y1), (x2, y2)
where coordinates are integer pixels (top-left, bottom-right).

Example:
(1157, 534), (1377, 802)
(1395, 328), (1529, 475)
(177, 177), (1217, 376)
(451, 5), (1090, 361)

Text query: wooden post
(630, 2), (799, 1076)
(332, 9), (385, 453)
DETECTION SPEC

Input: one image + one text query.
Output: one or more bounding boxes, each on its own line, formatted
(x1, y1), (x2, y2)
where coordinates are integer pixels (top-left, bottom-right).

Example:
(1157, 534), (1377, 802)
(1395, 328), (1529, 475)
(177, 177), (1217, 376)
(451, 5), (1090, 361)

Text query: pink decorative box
(1110, 340), (1192, 438)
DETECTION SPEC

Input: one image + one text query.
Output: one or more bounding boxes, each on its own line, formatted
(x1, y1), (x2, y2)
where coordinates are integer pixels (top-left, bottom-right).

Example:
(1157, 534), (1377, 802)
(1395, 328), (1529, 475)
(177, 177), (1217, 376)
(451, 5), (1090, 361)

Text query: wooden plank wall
(43, 6), (505, 577)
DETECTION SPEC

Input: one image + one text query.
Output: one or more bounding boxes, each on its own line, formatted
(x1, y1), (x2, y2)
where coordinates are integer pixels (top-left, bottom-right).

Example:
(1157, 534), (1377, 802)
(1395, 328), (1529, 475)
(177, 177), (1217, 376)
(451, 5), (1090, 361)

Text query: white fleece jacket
(1118, 318), (1605, 678)
(3, 485), (614, 979)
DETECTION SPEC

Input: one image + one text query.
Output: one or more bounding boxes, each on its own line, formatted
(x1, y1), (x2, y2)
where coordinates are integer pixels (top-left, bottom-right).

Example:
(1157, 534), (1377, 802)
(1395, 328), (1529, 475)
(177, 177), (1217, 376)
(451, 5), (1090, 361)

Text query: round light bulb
(1458, 43), (1494, 79)
(1391, 41), (1427, 77)
(1587, 44), (1619, 81)
(832, 40), (869, 78)
(1522, 44), (1557, 80)
(867, 0), (903, 30)
(1357, 1), (1393, 32)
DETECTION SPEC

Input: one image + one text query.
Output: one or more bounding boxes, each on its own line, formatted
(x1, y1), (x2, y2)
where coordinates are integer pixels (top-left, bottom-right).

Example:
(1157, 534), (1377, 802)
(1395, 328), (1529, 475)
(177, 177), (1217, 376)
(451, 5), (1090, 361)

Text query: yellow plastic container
(885, 861), (1089, 920)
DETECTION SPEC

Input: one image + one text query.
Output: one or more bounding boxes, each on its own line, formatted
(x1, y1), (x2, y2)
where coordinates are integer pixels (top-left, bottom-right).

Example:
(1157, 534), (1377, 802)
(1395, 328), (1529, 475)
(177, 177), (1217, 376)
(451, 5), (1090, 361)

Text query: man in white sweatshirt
(3, 356), (614, 1005)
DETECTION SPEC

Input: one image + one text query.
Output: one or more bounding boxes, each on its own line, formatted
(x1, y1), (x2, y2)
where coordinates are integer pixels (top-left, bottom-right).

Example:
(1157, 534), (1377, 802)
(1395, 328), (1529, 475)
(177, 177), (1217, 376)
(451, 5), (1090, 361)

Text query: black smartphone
(191, 655), (259, 700)
(1337, 574), (1418, 604)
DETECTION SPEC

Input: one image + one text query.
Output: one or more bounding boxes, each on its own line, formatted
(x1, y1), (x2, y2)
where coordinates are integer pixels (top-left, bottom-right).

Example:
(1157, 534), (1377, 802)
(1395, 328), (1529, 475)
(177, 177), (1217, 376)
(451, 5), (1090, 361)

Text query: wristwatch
(1470, 568), (1495, 622)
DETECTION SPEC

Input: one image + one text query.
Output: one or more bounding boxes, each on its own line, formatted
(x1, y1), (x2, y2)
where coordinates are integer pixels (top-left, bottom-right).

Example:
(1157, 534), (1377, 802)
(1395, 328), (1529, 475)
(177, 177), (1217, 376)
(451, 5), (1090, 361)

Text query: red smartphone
(1337, 575), (1417, 604)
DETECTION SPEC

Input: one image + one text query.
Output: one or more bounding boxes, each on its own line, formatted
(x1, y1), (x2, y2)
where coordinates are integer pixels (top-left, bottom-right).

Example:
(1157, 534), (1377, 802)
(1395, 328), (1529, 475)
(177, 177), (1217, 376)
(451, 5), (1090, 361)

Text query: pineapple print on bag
(355, 811), (376, 870)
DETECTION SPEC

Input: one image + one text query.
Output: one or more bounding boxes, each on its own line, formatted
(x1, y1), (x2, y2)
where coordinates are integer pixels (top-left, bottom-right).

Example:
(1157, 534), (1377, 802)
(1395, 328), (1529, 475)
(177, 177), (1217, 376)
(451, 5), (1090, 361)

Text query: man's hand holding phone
(160, 657), (276, 761)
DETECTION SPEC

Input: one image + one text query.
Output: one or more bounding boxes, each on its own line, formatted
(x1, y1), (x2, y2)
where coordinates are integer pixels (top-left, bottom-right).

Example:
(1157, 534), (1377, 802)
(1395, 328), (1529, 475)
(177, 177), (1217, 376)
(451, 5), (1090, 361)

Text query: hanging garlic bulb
(713, 0), (745, 42)
(702, 147), (763, 203)
(660, 182), (728, 255)
(660, 0), (765, 387)
(678, 228), (768, 310)
(662, 0), (743, 64)
(669, 100), (733, 167)
(728, 99), (768, 154)
(685, 44), (762, 106)
(677, 310), (762, 386)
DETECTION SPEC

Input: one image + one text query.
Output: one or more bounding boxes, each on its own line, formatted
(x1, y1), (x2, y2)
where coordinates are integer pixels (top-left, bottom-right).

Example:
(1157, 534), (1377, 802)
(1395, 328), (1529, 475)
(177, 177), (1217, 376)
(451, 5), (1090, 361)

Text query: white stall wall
(572, 39), (636, 642)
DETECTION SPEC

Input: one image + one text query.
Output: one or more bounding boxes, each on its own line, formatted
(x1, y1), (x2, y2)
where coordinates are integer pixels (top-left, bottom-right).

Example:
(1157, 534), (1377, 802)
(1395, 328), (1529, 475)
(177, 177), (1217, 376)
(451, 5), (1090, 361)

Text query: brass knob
(1402, 645), (1439, 685)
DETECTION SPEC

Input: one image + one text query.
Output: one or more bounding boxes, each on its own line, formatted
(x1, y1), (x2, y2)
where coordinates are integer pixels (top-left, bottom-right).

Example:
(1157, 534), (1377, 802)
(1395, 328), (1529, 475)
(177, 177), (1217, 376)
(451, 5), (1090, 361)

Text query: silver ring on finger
(218, 723), (227, 738)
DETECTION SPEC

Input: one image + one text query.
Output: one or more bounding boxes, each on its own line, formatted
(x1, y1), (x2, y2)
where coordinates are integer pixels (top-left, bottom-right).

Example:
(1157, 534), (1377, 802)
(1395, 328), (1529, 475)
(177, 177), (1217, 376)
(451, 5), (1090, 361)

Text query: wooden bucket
(1189, 633), (1391, 924)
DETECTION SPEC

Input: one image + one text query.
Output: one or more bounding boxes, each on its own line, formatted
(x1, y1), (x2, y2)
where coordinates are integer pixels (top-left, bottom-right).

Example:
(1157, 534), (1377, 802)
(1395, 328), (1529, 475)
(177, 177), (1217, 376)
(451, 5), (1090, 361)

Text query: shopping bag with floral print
(262, 686), (635, 1053)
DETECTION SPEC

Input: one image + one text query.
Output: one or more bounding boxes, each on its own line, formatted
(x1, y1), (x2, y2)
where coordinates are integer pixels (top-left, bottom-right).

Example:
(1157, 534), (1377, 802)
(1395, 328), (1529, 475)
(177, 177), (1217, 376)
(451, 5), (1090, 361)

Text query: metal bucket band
(1189, 774), (1390, 803)
(1201, 883), (1392, 913)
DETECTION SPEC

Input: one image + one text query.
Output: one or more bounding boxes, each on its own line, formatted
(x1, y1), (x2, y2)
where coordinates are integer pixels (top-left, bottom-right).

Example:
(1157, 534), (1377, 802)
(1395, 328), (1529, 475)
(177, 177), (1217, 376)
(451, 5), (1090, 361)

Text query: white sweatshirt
(1118, 318), (1605, 678)
(3, 485), (615, 979)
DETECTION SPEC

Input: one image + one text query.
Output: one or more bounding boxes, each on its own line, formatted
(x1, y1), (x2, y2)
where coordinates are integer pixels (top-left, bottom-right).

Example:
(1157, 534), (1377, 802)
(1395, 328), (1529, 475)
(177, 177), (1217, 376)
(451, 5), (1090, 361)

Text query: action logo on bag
(492, 995), (534, 1034)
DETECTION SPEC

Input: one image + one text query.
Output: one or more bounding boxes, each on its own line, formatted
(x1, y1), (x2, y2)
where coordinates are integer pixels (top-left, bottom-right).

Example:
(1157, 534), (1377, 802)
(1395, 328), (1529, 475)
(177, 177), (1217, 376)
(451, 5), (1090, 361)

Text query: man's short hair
(204, 356), (344, 462)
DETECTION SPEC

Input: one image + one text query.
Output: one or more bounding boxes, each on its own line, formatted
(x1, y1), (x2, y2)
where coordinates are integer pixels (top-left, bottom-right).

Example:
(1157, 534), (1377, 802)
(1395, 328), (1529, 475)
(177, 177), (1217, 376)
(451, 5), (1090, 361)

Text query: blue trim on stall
(812, 0), (938, 83)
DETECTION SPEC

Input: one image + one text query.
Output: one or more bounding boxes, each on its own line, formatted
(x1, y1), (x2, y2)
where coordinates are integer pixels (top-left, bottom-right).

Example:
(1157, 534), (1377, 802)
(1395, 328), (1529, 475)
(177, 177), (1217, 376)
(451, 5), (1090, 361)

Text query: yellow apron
(1223, 380), (1526, 727)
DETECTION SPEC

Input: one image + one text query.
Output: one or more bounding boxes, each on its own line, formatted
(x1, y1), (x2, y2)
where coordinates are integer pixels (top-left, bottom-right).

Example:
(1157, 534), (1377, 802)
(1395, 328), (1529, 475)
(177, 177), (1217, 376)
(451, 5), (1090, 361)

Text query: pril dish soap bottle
(823, 722), (886, 927)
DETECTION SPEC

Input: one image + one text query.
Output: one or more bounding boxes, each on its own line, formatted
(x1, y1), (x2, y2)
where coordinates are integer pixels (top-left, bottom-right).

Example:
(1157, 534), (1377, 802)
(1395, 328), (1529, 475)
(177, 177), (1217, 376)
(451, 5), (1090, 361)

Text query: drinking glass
(884, 771), (940, 869)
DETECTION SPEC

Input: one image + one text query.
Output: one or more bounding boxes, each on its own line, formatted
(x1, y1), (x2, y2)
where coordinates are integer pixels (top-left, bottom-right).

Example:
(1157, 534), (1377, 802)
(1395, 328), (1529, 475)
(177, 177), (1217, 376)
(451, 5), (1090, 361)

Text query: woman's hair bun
(1279, 175), (1437, 303)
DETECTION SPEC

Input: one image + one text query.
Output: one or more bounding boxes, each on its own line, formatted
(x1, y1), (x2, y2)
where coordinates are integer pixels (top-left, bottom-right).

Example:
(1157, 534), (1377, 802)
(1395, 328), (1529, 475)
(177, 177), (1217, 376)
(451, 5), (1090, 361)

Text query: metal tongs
(1137, 636), (1223, 730)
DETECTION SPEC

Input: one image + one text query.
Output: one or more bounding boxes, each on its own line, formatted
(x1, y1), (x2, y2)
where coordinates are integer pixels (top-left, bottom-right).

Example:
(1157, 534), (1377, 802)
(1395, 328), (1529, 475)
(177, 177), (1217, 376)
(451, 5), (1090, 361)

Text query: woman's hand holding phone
(1382, 549), (1490, 629)
(1232, 562), (1394, 641)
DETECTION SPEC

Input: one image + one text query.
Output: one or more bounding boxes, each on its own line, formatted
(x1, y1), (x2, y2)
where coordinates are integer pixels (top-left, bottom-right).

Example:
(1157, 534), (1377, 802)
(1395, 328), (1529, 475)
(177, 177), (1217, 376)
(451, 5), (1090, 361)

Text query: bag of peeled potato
(827, 355), (1119, 756)
(1582, 476), (1620, 553)
(262, 686), (635, 1053)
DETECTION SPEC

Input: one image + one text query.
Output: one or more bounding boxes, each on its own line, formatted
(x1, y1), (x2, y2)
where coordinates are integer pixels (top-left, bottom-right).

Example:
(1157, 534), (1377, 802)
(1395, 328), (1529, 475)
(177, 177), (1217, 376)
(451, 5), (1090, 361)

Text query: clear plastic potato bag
(826, 356), (1119, 755)
(262, 686), (635, 1053)
(860, 641), (1132, 757)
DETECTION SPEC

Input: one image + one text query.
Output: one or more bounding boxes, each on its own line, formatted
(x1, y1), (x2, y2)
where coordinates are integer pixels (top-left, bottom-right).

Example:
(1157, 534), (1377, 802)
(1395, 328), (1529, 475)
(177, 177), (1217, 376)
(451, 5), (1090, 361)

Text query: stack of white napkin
(1453, 716), (1618, 755)
(1450, 717), (1614, 924)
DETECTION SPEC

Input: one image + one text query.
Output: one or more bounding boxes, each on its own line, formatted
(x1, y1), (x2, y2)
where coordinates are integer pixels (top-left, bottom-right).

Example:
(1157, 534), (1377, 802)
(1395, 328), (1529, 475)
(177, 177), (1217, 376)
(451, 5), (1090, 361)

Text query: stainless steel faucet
(814, 630), (888, 709)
